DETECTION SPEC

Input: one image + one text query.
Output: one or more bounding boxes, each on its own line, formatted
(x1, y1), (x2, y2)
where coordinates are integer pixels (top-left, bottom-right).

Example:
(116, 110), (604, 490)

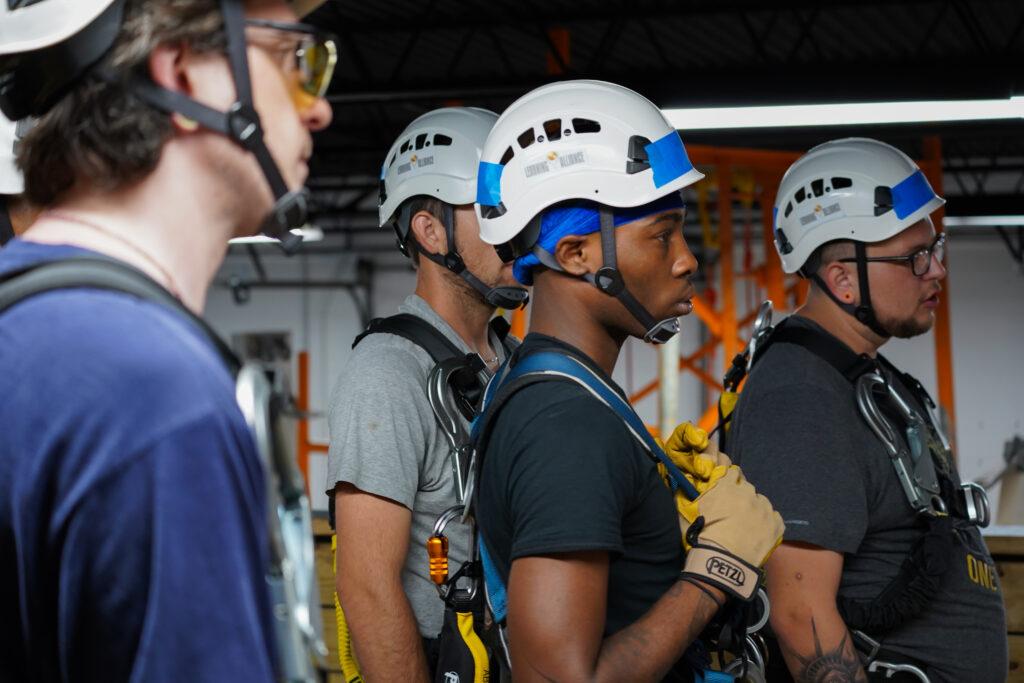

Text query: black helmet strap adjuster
(397, 201), (529, 310)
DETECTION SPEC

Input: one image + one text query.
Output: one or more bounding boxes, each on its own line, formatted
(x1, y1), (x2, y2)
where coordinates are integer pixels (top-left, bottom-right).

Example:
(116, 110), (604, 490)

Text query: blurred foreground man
(730, 138), (1007, 682)
(0, 0), (334, 680)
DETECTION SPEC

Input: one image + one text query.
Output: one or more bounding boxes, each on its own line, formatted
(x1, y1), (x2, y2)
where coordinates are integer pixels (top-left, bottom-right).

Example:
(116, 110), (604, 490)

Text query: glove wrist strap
(682, 543), (762, 601)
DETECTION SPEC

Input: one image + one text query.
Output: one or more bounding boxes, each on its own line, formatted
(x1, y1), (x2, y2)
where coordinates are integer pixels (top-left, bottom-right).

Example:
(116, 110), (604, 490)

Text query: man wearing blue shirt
(0, 0), (334, 680)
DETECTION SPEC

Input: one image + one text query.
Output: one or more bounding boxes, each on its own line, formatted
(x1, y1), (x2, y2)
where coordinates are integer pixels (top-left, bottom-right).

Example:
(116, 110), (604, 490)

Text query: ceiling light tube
(663, 97), (1024, 130)
(229, 225), (325, 245)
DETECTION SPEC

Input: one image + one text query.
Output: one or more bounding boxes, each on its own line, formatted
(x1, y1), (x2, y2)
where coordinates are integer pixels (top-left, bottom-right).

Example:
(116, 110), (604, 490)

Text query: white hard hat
(0, 0), (330, 120)
(773, 137), (945, 274)
(475, 79), (704, 248)
(0, 0), (327, 55)
(378, 107), (498, 231)
(0, 114), (23, 195)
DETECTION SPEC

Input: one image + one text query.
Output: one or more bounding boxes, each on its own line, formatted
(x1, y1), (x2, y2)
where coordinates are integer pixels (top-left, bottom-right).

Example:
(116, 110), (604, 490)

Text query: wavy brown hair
(18, 0), (227, 207)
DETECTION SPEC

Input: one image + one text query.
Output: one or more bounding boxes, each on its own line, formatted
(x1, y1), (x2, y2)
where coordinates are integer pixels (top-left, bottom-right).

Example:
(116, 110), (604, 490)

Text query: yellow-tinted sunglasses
(245, 19), (337, 111)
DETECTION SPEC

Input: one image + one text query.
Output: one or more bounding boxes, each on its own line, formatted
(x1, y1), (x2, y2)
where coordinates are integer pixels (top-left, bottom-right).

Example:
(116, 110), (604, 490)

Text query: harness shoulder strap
(0, 256), (240, 374)
(352, 312), (465, 364)
(760, 318), (875, 382)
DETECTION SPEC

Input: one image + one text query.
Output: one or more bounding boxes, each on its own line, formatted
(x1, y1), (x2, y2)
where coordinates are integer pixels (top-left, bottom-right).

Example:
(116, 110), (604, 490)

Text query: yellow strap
(456, 611), (490, 683)
(332, 534), (363, 683)
(718, 391), (739, 433)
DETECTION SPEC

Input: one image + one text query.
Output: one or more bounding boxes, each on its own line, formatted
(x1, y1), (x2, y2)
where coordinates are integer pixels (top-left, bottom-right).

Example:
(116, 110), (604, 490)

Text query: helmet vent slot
(543, 119), (562, 142)
(571, 118), (601, 134)
(517, 128), (536, 149)
(433, 134), (453, 146)
(832, 176), (853, 189)
(500, 146), (515, 166)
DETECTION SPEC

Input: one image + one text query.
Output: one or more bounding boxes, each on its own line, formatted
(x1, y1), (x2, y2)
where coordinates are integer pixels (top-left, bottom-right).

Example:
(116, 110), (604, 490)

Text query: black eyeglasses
(244, 19), (337, 110)
(838, 233), (946, 277)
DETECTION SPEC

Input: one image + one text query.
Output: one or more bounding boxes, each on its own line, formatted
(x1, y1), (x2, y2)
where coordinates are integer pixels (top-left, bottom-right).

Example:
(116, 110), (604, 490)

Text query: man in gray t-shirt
(730, 138), (1006, 682)
(328, 107), (525, 682)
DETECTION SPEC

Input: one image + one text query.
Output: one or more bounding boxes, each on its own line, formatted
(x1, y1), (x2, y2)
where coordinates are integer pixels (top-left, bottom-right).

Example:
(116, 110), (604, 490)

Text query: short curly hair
(17, 0), (228, 207)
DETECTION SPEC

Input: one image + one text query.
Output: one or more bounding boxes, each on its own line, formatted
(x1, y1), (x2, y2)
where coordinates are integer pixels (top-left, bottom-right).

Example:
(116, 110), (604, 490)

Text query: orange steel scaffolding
(292, 139), (959, 488)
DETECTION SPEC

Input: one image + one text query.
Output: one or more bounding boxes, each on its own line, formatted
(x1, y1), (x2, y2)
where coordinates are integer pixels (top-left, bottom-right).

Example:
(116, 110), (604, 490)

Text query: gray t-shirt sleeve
(731, 381), (869, 554)
(326, 337), (436, 510)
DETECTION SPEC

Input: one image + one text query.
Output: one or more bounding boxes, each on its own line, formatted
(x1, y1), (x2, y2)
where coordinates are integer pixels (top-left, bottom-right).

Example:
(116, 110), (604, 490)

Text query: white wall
(205, 232), (1024, 516)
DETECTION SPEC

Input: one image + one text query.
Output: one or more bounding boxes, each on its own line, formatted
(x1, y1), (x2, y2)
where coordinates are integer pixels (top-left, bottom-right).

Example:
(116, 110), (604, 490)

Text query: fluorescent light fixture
(944, 215), (1024, 227)
(663, 97), (1024, 130)
(229, 225), (324, 245)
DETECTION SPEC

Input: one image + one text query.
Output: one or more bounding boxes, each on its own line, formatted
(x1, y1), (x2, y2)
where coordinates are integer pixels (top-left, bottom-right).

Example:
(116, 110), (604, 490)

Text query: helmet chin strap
(103, 0), (307, 253)
(809, 242), (890, 338)
(398, 202), (529, 310)
(584, 208), (680, 344)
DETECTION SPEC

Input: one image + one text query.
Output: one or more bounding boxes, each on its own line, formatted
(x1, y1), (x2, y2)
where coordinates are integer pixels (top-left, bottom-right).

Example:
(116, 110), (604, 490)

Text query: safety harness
(0, 256), (327, 681)
(465, 344), (771, 683)
(717, 304), (990, 682)
(331, 312), (517, 683)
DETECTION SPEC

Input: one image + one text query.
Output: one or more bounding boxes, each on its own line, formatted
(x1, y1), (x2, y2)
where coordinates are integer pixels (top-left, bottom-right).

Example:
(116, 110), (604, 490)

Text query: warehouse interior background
(202, 0), (1024, 523)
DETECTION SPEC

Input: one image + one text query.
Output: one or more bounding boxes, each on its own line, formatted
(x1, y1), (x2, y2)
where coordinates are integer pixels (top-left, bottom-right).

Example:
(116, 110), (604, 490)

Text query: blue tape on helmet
(477, 161), (504, 207)
(645, 131), (695, 189)
(891, 170), (937, 220)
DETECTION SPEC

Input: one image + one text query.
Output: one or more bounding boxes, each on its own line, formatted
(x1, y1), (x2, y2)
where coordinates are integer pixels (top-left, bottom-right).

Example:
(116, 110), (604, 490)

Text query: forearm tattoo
(786, 618), (867, 683)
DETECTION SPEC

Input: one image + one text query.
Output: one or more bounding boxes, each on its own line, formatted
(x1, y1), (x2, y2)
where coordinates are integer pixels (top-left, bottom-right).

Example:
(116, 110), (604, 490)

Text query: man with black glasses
(729, 138), (1007, 682)
(0, 1), (335, 680)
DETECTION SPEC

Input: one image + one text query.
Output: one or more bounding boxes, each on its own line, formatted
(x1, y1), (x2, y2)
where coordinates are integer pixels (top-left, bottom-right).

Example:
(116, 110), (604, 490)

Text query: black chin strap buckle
(444, 251), (467, 274)
(261, 189), (309, 248)
(644, 318), (681, 344)
(486, 286), (530, 310)
(595, 267), (624, 295)
(226, 102), (263, 151)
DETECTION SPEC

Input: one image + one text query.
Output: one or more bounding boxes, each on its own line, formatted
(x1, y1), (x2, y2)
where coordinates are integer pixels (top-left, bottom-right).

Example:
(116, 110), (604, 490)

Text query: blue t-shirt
(0, 241), (277, 682)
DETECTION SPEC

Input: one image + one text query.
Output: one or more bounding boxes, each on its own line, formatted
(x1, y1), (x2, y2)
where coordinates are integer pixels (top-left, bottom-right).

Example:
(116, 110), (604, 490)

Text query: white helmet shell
(474, 79), (704, 247)
(0, 0), (116, 55)
(378, 107), (498, 229)
(0, 0), (327, 54)
(0, 114), (23, 195)
(773, 137), (945, 274)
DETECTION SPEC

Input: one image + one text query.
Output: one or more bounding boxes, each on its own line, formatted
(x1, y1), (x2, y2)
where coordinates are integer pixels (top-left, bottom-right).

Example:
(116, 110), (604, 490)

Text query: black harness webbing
(0, 256), (239, 374)
(754, 318), (960, 637)
(330, 313), (515, 529)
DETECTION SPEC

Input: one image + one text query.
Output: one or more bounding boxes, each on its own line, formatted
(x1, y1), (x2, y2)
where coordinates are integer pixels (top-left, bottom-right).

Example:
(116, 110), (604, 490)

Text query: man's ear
(148, 42), (201, 133)
(408, 210), (448, 256)
(820, 260), (857, 304)
(551, 232), (597, 276)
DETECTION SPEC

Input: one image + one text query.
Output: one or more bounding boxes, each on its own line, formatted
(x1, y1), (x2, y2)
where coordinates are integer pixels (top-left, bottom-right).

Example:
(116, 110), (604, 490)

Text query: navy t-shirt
(0, 240), (277, 682)
(476, 334), (684, 638)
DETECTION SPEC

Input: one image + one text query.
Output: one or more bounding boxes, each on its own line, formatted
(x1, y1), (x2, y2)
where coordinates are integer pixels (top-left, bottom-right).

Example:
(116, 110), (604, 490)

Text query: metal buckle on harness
(744, 301), (775, 374)
(856, 373), (946, 518)
(719, 589), (771, 683)
(960, 481), (991, 528)
(867, 660), (930, 682)
(428, 505), (480, 604)
(427, 358), (478, 505)
(854, 631), (930, 682)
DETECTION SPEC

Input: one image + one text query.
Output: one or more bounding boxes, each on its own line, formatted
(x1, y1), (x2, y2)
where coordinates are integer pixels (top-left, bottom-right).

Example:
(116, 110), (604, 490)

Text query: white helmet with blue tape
(475, 79), (704, 343)
(476, 79), (704, 247)
(773, 137), (944, 274)
(773, 137), (945, 336)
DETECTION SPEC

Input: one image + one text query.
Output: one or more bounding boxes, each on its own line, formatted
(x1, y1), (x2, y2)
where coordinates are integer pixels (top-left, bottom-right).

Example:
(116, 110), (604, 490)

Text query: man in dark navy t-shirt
(0, 0), (334, 680)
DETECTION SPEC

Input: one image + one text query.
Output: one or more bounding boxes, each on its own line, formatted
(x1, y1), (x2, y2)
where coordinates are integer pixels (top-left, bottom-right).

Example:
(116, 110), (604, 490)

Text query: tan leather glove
(679, 465), (784, 601)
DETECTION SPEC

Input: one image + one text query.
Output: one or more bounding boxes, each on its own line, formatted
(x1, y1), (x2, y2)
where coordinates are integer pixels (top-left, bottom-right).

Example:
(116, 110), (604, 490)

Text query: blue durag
(513, 193), (686, 285)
